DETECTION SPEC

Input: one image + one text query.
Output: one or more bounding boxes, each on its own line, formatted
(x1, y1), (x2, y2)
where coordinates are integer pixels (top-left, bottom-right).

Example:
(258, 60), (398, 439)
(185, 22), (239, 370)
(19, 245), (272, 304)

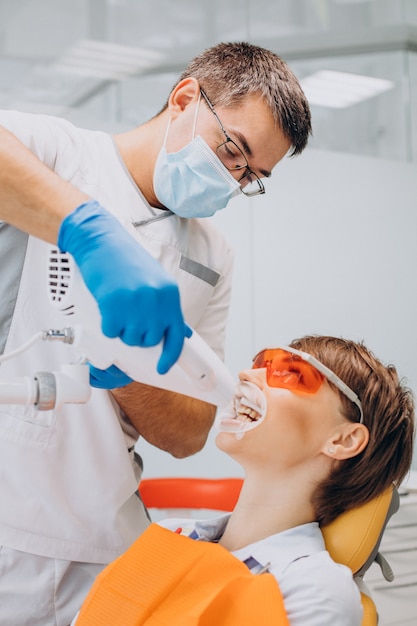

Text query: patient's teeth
(215, 381), (266, 434)
(237, 404), (261, 421)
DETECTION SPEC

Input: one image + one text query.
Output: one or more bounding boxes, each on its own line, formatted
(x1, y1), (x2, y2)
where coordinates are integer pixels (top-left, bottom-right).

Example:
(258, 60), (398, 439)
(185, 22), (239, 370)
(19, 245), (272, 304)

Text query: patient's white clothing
(70, 516), (362, 626)
(158, 516), (363, 626)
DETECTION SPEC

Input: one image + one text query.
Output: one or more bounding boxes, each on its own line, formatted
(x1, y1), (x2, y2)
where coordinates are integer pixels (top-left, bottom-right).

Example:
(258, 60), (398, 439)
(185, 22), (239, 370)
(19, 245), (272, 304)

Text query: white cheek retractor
(215, 380), (267, 434)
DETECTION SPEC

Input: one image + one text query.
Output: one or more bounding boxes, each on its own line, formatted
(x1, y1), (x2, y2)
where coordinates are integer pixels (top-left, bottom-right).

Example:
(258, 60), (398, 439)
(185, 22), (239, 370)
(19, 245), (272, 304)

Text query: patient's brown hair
(290, 335), (415, 526)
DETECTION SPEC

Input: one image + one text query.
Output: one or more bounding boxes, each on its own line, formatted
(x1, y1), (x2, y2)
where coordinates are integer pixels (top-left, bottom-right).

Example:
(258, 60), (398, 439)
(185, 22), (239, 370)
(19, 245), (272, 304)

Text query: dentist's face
(166, 92), (291, 189)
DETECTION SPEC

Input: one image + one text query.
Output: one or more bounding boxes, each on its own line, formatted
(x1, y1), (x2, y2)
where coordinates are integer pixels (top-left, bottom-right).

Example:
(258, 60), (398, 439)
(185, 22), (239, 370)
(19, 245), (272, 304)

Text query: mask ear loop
(191, 91), (202, 140)
(163, 90), (201, 148)
(162, 117), (171, 149)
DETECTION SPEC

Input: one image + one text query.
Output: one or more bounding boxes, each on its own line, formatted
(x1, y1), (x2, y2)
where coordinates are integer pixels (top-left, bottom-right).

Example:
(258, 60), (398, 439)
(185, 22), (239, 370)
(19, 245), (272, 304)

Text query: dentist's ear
(323, 423), (369, 461)
(168, 78), (200, 115)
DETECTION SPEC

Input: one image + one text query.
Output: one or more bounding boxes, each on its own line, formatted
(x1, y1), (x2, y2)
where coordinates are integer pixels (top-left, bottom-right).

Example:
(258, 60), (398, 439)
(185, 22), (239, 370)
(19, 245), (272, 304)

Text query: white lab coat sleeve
(0, 109), (82, 176)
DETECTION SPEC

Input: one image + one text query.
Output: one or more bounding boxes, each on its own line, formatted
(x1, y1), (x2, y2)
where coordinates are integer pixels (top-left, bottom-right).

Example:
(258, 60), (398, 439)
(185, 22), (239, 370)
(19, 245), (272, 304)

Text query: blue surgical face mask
(153, 95), (241, 218)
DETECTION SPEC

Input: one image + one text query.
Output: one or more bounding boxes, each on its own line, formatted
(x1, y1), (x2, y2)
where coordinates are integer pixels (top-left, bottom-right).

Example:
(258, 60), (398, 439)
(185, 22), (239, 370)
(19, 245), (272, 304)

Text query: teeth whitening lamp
(0, 248), (236, 410)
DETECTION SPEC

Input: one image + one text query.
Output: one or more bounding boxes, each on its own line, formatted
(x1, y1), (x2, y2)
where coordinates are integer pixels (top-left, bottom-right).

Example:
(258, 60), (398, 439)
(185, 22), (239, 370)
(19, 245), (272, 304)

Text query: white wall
(137, 148), (417, 478)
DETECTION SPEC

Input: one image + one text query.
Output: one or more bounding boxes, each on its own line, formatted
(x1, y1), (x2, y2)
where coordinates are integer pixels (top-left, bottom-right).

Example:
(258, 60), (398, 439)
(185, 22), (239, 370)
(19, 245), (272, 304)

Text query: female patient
(74, 335), (415, 626)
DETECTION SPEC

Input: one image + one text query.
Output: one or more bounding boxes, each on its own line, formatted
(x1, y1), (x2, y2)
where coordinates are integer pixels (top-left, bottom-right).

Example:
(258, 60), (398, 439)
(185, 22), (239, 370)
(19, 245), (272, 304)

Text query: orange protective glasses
(252, 347), (364, 423)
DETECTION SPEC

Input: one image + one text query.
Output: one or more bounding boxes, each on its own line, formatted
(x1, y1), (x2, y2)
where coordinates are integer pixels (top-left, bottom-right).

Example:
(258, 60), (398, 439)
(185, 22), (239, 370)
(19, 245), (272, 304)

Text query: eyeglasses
(252, 346), (364, 424)
(200, 89), (265, 197)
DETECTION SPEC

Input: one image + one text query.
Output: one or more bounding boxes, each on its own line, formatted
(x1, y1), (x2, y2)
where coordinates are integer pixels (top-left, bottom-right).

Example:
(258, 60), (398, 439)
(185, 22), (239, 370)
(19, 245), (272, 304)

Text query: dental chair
(139, 477), (399, 626)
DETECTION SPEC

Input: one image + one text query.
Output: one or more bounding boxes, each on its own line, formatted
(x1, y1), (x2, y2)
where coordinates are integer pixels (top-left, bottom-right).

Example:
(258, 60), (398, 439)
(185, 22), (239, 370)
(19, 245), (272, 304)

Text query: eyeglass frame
(252, 345), (364, 424)
(199, 89), (265, 197)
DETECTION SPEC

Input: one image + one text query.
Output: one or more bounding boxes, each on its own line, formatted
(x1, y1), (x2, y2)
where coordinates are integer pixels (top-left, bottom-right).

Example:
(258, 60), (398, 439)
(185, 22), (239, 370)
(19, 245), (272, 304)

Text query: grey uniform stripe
(0, 223), (29, 355)
(179, 255), (220, 287)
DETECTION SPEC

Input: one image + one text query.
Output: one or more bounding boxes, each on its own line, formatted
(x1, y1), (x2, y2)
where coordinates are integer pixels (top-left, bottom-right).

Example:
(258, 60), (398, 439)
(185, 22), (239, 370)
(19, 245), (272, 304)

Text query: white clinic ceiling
(0, 0), (415, 110)
(0, 0), (416, 160)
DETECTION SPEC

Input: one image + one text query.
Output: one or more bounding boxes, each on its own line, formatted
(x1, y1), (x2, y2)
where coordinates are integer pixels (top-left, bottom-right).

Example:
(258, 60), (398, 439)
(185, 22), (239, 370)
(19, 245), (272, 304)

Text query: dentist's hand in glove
(89, 364), (133, 389)
(58, 200), (189, 374)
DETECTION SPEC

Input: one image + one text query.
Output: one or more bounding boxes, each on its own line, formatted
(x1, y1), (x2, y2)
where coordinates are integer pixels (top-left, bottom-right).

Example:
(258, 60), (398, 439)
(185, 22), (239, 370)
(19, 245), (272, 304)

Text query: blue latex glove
(58, 200), (188, 374)
(89, 364), (133, 389)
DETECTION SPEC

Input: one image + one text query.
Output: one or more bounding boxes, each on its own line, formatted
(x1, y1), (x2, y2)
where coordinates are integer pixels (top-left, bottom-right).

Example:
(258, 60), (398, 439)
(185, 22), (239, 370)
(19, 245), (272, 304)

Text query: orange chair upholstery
(139, 476), (243, 512)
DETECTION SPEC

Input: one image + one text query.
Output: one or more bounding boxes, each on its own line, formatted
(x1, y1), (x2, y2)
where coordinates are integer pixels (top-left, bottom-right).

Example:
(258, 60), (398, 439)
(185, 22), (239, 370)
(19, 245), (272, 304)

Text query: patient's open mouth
(215, 382), (266, 433)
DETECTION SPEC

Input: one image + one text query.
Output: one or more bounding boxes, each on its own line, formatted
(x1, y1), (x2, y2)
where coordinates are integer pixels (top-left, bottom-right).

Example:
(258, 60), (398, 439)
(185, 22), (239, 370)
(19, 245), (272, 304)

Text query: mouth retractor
(215, 380), (267, 434)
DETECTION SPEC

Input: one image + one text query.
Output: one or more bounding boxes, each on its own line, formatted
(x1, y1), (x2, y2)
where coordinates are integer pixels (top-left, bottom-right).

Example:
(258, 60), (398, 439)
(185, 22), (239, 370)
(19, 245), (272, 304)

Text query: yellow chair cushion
(322, 487), (393, 575)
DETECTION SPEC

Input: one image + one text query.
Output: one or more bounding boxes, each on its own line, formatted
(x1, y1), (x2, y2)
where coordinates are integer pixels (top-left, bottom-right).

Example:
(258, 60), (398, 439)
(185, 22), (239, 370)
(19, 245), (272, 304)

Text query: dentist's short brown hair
(161, 41), (312, 157)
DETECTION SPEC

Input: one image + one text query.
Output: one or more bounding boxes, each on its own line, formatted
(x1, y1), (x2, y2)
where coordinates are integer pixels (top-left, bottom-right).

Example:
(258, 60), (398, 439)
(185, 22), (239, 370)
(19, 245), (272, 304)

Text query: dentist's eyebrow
(231, 129), (271, 179)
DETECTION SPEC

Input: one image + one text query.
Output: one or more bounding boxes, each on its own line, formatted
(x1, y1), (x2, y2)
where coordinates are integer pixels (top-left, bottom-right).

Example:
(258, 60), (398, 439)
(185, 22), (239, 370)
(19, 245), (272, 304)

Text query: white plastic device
(46, 247), (236, 407)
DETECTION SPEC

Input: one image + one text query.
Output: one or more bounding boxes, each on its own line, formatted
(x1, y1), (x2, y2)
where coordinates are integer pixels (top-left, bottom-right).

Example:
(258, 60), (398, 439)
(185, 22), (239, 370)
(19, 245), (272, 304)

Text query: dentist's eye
(217, 141), (246, 171)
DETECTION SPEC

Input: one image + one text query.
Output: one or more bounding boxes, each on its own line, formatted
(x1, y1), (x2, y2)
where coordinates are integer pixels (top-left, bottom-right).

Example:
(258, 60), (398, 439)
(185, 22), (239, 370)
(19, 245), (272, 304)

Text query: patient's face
(215, 366), (347, 471)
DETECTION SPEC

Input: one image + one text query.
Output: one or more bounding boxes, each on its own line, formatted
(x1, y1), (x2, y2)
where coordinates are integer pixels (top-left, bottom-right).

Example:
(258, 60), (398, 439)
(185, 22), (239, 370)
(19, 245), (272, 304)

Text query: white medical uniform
(0, 110), (234, 625)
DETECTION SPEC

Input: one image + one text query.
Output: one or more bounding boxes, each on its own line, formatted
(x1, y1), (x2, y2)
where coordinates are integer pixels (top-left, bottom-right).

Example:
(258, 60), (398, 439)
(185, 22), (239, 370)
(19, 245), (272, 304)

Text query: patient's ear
(323, 423), (369, 460)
